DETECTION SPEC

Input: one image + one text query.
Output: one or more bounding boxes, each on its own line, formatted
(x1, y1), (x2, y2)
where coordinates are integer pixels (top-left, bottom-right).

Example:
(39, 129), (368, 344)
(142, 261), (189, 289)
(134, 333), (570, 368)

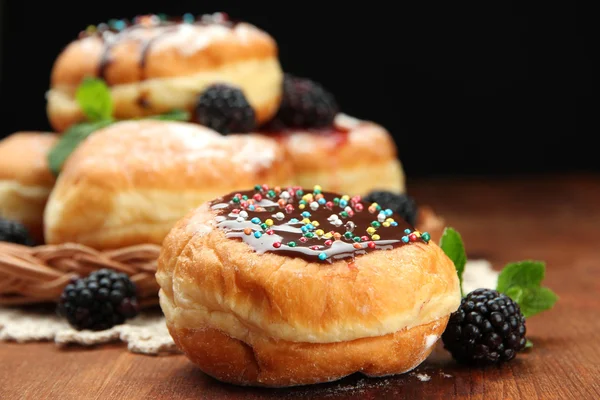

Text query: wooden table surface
(2, 174), (600, 399)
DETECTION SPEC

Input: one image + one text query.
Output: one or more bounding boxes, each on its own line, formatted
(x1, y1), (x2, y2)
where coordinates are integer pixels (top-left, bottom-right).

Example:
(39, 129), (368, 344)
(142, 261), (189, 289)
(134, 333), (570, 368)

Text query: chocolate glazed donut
(47, 13), (283, 132)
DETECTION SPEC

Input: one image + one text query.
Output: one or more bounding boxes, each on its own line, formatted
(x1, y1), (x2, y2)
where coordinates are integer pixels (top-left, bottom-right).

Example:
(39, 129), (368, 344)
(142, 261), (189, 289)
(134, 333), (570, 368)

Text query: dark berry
(363, 191), (418, 226)
(0, 218), (35, 246)
(57, 268), (139, 331)
(271, 74), (339, 129)
(442, 288), (527, 365)
(194, 84), (256, 134)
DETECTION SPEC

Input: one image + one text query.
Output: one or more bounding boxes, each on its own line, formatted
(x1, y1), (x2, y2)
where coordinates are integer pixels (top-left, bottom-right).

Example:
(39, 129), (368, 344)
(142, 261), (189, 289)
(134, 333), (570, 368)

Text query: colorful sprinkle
(215, 185), (430, 264)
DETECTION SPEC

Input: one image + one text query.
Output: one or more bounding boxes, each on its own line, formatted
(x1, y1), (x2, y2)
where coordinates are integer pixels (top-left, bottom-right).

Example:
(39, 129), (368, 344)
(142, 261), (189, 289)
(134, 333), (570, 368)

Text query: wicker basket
(0, 242), (161, 308)
(0, 207), (444, 308)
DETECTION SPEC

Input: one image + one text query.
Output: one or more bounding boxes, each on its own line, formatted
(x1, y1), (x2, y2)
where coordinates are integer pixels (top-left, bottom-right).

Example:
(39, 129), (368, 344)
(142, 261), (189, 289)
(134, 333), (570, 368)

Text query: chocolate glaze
(209, 186), (430, 264)
(80, 13), (233, 83)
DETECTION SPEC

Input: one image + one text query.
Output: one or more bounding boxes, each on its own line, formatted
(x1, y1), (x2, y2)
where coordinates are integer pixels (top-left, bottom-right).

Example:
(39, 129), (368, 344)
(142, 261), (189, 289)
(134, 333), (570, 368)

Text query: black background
(0, 1), (594, 177)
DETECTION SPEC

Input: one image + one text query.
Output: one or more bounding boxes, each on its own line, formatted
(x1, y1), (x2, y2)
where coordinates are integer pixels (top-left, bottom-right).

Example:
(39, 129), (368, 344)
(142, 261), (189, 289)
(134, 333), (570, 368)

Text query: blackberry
(442, 288), (527, 365)
(195, 84), (256, 134)
(0, 218), (35, 246)
(272, 74), (339, 128)
(363, 191), (418, 226)
(58, 268), (139, 331)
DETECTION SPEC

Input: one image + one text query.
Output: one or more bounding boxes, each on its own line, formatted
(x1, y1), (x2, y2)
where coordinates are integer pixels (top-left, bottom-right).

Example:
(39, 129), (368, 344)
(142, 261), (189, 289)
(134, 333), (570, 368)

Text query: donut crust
(43, 120), (293, 249)
(156, 200), (461, 387)
(0, 132), (57, 242)
(266, 114), (405, 195)
(47, 19), (283, 132)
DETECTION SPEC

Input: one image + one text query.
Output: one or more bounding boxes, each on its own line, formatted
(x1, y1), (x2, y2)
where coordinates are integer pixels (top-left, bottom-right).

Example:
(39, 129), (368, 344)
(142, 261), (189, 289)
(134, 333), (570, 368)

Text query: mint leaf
(48, 120), (114, 175)
(76, 77), (113, 121)
(145, 109), (190, 121)
(517, 286), (559, 318)
(439, 227), (467, 296)
(505, 286), (524, 305)
(497, 260), (545, 292)
(525, 339), (533, 349)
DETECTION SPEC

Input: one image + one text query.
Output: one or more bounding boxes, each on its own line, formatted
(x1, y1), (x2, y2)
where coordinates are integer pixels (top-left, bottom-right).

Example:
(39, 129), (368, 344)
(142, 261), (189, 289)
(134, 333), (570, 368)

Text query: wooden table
(2, 174), (599, 399)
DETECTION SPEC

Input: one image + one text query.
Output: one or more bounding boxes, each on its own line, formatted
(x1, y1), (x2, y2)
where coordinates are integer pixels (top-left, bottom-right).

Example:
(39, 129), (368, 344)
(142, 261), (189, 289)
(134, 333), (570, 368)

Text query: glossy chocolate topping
(209, 185), (431, 264)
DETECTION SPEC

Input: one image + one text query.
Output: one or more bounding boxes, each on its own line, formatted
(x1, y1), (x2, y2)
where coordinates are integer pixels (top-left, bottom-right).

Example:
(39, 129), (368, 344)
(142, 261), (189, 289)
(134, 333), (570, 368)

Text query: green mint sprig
(76, 77), (114, 122)
(48, 120), (114, 176)
(439, 228), (467, 296)
(439, 227), (558, 347)
(47, 78), (190, 176)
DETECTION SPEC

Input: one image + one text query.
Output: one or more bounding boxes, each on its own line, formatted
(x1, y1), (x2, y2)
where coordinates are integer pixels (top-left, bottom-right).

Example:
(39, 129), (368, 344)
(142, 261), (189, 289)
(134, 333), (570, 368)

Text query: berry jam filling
(210, 185), (431, 263)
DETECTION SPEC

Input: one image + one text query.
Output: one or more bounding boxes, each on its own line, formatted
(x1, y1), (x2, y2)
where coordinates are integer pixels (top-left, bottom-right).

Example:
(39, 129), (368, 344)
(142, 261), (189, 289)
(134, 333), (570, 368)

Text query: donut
(47, 13), (283, 132)
(262, 114), (405, 195)
(157, 185), (461, 387)
(0, 132), (57, 242)
(43, 120), (293, 249)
